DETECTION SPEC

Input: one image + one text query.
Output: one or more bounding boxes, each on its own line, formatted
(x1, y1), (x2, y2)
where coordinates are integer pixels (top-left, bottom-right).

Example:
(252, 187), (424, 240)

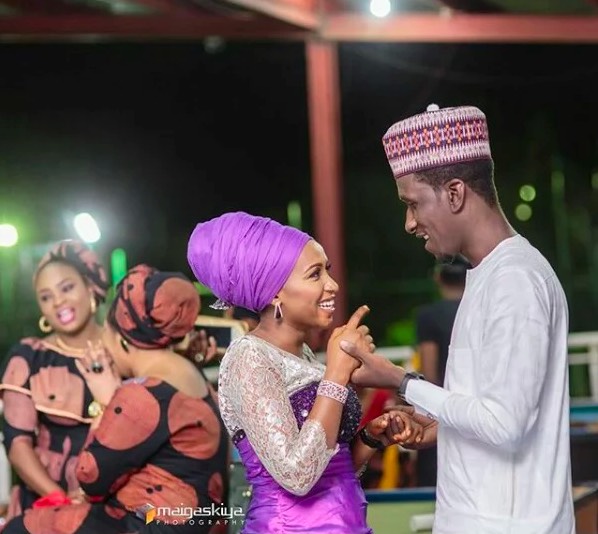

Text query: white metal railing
(204, 331), (598, 402)
(567, 331), (598, 403)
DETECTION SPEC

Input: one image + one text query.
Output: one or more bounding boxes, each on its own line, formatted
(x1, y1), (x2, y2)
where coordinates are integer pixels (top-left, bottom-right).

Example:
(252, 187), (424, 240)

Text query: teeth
(57, 308), (75, 323)
(319, 300), (335, 310)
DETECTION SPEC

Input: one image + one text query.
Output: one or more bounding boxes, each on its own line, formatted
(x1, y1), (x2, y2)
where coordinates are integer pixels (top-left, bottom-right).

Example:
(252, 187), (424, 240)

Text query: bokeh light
(515, 203), (533, 222)
(519, 185), (536, 202)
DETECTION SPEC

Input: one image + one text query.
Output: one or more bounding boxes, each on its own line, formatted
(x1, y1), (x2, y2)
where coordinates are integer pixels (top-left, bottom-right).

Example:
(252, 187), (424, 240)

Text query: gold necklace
(54, 336), (91, 357)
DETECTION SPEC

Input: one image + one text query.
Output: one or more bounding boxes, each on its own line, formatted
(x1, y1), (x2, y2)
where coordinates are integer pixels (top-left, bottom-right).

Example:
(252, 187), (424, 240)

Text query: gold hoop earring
(274, 302), (283, 321)
(39, 316), (53, 334)
(120, 337), (130, 353)
(90, 297), (97, 315)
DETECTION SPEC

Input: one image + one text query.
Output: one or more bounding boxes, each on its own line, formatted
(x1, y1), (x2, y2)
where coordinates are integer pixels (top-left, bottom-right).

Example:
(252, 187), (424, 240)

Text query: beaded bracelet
(359, 427), (385, 451)
(317, 379), (349, 405)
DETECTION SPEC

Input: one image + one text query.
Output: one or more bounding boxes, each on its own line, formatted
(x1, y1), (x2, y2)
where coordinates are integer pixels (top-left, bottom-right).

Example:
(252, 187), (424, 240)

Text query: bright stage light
(0, 224), (18, 247)
(370, 0), (391, 18)
(74, 213), (101, 243)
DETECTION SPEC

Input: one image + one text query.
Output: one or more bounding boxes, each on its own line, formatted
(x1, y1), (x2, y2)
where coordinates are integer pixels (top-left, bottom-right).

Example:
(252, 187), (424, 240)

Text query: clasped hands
(328, 305), (437, 449)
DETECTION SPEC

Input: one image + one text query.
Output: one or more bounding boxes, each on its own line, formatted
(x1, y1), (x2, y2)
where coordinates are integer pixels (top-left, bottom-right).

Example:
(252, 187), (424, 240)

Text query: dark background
(0, 42), (597, 348)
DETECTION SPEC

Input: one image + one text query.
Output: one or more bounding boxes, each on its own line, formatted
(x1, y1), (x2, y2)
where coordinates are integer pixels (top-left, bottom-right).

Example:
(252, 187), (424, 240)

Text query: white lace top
(218, 335), (340, 496)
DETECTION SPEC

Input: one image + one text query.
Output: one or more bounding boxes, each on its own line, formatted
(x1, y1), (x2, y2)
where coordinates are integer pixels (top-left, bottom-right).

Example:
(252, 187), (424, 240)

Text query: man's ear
(445, 179), (465, 213)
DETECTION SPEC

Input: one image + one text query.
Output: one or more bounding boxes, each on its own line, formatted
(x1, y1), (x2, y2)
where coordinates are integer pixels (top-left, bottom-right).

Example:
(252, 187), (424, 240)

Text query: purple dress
(219, 336), (373, 534)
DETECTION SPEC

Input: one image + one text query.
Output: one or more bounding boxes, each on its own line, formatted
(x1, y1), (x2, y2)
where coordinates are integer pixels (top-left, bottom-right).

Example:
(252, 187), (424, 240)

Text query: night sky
(0, 41), (597, 342)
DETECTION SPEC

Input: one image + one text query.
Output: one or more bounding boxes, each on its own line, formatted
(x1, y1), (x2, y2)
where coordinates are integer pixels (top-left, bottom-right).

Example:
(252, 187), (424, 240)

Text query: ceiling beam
(0, 14), (305, 40)
(434, 0), (504, 13)
(0, 0), (103, 14)
(107, 0), (200, 15)
(321, 14), (598, 43)
(217, 0), (319, 29)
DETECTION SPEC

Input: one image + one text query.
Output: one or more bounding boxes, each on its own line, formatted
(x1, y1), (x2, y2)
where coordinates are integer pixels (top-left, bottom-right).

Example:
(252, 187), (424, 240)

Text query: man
(415, 256), (468, 487)
(342, 104), (573, 533)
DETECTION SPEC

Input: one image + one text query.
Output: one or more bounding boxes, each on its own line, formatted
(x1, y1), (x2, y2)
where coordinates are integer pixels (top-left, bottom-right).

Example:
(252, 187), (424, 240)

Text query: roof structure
(0, 0), (597, 42)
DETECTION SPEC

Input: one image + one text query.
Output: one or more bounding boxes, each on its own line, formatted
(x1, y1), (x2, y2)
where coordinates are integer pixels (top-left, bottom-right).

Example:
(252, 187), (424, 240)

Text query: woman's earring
(120, 337), (130, 353)
(274, 302), (283, 320)
(38, 316), (52, 334)
(90, 297), (97, 315)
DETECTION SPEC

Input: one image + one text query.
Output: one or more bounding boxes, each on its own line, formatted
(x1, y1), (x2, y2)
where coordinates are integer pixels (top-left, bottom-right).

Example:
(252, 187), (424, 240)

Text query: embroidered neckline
(246, 334), (313, 362)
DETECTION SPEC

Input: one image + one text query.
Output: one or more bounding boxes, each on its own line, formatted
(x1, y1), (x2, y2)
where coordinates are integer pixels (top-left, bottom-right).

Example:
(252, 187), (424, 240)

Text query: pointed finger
(345, 305), (370, 330)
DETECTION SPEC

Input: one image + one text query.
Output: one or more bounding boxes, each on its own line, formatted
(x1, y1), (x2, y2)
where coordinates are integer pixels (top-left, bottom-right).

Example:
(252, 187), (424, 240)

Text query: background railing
(204, 331), (598, 403)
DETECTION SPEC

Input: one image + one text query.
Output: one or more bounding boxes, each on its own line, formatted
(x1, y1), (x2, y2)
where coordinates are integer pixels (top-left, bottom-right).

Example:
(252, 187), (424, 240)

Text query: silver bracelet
(317, 379), (349, 405)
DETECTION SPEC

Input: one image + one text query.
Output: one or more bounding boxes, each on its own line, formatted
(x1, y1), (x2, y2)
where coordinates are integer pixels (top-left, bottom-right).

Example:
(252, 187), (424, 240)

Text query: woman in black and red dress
(0, 240), (109, 524)
(3, 265), (228, 534)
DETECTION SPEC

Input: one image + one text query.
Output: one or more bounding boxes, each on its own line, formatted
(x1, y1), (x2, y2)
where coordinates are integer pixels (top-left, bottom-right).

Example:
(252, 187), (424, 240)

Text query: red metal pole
(305, 40), (347, 338)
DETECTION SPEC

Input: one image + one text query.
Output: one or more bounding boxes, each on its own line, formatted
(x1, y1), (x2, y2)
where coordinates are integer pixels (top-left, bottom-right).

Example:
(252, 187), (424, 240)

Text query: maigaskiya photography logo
(136, 502), (245, 526)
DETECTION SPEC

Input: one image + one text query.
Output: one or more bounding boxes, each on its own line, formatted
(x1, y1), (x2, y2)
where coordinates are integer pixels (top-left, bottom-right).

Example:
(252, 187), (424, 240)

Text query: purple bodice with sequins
(231, 381), (371, 533)
(289, 381), (361, 443)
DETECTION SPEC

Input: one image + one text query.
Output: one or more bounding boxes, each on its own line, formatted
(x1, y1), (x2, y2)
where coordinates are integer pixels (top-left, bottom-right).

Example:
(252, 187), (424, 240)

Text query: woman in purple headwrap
(187, 212), (422, 533)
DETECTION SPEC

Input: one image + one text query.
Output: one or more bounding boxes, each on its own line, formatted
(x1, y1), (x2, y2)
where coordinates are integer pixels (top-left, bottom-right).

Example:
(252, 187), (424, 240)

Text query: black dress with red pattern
(0, 338), (94, 519)
(3, 377), (229, 534)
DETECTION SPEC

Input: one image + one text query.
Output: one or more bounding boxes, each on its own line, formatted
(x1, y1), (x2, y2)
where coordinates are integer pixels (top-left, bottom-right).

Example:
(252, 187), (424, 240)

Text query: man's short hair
(414, 159), (498, 207)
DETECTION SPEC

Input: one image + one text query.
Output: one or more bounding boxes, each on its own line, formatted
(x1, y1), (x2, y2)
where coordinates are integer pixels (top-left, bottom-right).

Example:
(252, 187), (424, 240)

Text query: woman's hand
(68, 488), (87, 505)
(185, 329), (219, 366)
(75, 342), (122, 407)
(384, 405), (438, 449)
(367, 410), (424, 447)
(325, 305), (374, 383)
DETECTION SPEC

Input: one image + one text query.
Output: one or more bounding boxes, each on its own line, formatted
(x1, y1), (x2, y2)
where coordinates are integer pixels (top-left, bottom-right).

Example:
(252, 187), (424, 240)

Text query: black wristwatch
(359, 427), (385, 452)
(397, 371), (425, 400)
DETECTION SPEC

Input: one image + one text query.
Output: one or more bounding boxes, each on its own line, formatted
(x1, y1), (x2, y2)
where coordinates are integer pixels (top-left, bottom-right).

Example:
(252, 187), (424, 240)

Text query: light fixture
(74, 213), (101, 243)
(370, 0), (391, 18)
(0, 224), (18, 247)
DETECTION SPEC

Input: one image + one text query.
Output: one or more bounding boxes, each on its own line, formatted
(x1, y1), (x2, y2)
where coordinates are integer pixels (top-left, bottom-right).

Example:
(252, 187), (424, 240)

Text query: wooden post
(305, 40), (347, 337)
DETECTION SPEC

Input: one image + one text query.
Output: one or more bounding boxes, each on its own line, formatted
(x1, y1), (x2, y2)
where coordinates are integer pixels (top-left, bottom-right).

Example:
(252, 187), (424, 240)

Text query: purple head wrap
(187, 212), (312, 313)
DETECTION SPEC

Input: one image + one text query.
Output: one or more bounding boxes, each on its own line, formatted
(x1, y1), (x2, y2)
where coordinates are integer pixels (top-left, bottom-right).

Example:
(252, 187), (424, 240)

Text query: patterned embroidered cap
(382, 104), (492, 179)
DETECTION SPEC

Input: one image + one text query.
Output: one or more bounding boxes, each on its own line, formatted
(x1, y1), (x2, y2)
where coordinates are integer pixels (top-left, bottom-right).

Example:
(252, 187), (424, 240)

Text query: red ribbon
(32, 490), (72, 508)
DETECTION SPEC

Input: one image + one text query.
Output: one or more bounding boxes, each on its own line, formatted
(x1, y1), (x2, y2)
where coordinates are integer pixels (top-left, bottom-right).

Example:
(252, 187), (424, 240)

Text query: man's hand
(384, 405), (438, 450)
(340, 340), (406, 389)
(368, 411), (425, 447)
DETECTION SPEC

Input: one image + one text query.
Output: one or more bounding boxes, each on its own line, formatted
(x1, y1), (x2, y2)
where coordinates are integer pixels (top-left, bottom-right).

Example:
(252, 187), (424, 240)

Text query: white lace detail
(219, 335), (338, 496)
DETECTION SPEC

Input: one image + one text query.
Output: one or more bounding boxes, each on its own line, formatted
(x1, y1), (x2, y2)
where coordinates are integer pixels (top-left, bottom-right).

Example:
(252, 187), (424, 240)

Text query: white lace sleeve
(220, 338), (337, 496)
